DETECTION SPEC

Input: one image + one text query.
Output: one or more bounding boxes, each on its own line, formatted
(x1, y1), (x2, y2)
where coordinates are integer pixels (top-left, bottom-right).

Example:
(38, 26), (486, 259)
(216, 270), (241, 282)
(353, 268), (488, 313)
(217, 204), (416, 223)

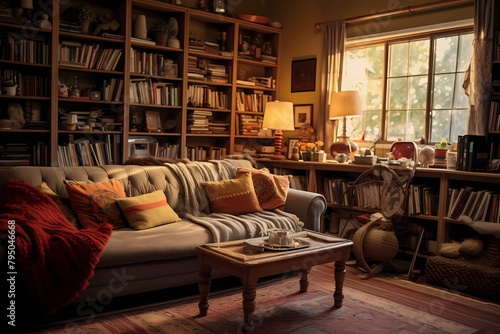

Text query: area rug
(29, 264), (500, 334)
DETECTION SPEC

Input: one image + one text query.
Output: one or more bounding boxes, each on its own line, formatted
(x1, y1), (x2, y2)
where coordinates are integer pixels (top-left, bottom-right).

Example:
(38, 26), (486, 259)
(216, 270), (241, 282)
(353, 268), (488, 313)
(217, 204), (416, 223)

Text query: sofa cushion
(116, 190), (181, 230)
(236, 167), (290, 210)
(203, 172), (262, 215)
(37, 182), (80, 228)
(64, 179), (126, 229)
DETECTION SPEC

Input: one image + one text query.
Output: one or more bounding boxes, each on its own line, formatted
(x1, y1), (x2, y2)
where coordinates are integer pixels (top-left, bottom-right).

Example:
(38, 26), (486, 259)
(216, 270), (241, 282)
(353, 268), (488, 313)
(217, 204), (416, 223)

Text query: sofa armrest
(284, 188), (327, 232)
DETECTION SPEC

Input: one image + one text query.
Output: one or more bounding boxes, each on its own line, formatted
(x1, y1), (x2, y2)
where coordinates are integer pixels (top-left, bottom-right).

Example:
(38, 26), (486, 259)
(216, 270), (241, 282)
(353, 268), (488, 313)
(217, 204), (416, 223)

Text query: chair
(349, 142), (417, 276)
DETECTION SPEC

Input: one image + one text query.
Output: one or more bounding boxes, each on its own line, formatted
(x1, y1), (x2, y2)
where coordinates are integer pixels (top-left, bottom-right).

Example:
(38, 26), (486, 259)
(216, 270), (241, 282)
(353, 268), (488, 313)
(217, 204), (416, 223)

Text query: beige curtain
(319, 20), (346, 157)
(464, 0), (494, 135)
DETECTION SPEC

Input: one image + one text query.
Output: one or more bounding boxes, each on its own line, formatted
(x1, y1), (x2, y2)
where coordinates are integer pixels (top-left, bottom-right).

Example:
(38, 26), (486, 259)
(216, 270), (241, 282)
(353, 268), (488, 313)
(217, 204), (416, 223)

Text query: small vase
(80, 19), (90, 34)
(154, 32), (168, 46)
(134, 15), (148, 39)
(301, 151), (311, 161)
(291, 147), (300, 161)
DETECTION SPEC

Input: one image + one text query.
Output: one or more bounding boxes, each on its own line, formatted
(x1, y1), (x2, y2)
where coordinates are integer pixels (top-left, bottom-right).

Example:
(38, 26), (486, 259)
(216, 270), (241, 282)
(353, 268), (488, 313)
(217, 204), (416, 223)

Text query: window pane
(387, 110), (405, 140)
(389, 43), (408, 76)
(450, 109), (468, 142)
(434, 36), (458, 73)
(365, 79), (382, 110)
(363, 110), (382, 141)
(409, 75), (428, 109)
(366, 45), (385, 79)
(454, 72), (468, 108)
(388, 77), (408, 110)
(458, 33), (473, 71)
(409, 110), (426, 141)
(431, 109), (451, 142)
(409, 40), (430, 75)
(433, 73), (455, 109)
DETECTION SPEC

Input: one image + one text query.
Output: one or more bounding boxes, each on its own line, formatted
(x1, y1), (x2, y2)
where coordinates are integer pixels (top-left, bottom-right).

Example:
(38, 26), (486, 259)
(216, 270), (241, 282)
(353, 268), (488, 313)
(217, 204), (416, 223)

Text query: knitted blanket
(164, 160), (303, 242)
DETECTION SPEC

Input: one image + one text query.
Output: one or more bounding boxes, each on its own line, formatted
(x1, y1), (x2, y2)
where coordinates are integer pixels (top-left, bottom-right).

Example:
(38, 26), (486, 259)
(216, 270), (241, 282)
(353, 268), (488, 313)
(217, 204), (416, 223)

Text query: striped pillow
(116, 190), (180, 230)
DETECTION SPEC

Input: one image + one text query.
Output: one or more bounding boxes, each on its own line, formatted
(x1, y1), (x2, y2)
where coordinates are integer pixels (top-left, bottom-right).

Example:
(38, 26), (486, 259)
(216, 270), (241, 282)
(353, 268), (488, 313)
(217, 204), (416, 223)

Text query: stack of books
(206, 64), (228, 83)
(187, 110), (213, 133)
(237, 114), (263, 136)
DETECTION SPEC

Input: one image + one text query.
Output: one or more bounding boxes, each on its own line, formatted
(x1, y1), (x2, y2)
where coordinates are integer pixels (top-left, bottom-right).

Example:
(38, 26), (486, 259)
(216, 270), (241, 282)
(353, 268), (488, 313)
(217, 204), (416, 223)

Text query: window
(343, 29), (473, 144)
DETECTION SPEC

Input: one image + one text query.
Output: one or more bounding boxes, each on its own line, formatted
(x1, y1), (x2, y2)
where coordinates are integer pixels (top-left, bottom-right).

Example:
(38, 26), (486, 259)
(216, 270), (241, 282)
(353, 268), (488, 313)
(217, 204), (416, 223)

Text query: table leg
(333, 260), (346, 308)
(198, 266), (211, 316)
(299, 268), (310, 292)
(241, 278), (258, 326)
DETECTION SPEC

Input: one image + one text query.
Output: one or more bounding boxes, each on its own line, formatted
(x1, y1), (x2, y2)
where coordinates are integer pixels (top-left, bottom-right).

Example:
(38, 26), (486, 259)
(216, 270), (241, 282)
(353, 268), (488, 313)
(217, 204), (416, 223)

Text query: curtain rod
(314, 0), (473, 29)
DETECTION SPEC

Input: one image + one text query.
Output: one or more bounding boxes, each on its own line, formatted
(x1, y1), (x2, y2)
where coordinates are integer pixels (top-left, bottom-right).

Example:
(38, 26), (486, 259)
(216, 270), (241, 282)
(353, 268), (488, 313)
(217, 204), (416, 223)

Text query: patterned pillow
(116, 190), (181, 230)
(203, 172), (262, 215)
(37, 182), (80, 229)
(64, 179), (126, 229)
(236, 167), (291, 210)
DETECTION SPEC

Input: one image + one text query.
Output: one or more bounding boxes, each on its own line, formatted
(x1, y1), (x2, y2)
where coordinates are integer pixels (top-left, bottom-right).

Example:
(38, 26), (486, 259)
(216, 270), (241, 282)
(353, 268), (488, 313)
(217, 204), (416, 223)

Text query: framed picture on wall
(291, 58), (316, 92)
(294, 104), (313, 128)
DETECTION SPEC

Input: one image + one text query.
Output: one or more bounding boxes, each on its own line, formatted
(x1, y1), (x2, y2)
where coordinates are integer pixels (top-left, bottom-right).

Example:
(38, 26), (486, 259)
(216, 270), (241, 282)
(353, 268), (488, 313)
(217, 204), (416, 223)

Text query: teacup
(268, 229), (293, 246)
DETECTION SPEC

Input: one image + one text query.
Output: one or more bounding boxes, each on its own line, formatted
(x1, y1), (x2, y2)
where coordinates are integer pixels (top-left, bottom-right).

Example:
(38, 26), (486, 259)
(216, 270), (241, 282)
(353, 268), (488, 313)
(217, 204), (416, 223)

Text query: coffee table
(196, 230), (353, 326)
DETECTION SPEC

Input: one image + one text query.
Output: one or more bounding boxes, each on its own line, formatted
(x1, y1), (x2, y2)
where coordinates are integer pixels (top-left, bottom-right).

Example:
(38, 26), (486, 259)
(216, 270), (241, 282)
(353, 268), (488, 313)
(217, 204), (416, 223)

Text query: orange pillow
(236, 168), (291, 210)
(64, 179), (126, 229)
(203, 172), (262, 215)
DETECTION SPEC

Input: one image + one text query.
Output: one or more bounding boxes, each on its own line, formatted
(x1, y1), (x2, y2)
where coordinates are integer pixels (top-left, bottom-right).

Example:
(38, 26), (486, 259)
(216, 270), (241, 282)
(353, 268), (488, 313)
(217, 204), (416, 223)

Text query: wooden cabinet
(256, 160), (500, 258)
(0, 0), (281, 166)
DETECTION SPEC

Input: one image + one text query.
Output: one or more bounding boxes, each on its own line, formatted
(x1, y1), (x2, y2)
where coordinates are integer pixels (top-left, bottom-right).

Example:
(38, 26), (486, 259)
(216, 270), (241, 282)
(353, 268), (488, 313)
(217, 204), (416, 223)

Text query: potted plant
(76, 5), (96, 34)
(434, 138), (448, 163)
(151, 20), (170, 46)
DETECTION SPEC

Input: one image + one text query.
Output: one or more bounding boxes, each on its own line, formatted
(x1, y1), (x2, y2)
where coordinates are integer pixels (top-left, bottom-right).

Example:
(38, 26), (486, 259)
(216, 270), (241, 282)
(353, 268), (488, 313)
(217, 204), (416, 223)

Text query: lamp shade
(329, 90), (362, 119)
(262, 101), (295, 131)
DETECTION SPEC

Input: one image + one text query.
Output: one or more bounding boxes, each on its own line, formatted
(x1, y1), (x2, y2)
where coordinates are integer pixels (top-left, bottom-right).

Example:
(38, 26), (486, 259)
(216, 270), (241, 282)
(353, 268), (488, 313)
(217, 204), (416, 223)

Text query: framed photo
(145, 111), (162, 132)
(163, 63), (178, 78)
(293, 104), (313, 129)
(287, 138), (300, 159)
(291, 58), (316, 92)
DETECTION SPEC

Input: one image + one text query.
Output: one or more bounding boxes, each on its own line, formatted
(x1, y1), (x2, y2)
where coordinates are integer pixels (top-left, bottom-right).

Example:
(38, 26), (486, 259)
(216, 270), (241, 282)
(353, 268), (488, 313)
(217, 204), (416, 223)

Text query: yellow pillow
(116, 190), (181, 230)
(64, 179), (126, 229)
(38, 182), (80, 228)
(203, 172), (262, 215)
(236, 168), (291, 210)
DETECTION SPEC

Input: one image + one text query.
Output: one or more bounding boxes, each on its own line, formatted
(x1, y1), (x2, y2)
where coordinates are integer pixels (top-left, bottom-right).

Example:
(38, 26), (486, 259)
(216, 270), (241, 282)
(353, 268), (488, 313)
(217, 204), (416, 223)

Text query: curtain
(464, 0), (494, 135)
(319, 20), (346, 157)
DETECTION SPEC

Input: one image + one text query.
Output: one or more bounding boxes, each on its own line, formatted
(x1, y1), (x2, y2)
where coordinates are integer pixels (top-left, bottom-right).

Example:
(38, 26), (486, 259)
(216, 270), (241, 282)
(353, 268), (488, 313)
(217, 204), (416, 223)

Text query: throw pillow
(116, 190), (181, 230)
(459, 237), (484, 256)
(236, 167), (291, 210)
(64, 179), (126, 229)
(38, 182), (80, 229)
(203, 172), (262, 215)
(438, 241), (461, 258)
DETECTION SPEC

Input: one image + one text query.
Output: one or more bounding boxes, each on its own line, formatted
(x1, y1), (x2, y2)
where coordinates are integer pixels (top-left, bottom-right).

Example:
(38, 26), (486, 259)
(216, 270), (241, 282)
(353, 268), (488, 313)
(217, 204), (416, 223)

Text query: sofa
(0, 158), (327, 321)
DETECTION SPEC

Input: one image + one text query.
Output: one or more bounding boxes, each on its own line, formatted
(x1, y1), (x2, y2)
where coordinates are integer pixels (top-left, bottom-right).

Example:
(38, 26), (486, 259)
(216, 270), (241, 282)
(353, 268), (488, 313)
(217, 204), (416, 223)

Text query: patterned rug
(29, 264), (500, 334)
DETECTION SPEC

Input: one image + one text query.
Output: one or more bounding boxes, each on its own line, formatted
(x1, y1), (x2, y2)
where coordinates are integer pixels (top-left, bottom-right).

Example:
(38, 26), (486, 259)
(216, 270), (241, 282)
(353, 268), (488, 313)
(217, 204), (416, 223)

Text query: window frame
(344, 26), (473, 145)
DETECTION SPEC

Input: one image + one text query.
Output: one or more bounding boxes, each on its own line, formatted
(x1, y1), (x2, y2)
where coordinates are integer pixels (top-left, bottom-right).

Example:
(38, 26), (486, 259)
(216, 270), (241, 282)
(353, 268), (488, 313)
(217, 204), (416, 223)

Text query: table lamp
(329, 91), (362, 160)
(262, 100), (295, 159)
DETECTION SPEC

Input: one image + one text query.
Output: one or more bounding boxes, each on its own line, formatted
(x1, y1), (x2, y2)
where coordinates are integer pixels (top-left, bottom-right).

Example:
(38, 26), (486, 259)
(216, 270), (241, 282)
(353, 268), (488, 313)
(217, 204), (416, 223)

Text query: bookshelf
(256, 159), (500, 261)
(0, 0), (282, 166)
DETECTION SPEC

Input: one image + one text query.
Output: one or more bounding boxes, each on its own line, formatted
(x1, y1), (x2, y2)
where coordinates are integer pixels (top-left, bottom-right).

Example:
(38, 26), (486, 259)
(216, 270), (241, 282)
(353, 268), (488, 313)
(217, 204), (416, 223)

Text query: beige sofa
(0, 159), (326, 316)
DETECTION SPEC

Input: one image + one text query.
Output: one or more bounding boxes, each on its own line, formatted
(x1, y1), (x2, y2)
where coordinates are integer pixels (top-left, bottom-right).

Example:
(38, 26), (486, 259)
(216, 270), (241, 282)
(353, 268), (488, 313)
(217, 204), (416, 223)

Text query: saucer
(244, 238), (310, 251)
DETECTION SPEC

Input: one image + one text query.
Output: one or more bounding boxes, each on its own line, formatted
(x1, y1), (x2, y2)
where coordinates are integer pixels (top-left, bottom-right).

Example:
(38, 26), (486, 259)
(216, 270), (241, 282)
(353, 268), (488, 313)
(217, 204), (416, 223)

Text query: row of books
(187, 110), (230, 134)
(187, 84), (228, 109)
(0, 34), (50, 64)
(130, 49), (177, 77)
(188, 39), (220, 55)
(57, 136), (114, 167)
(447, 187), (499, 223)
(129, 78), (179, 106)
(0, 70), (49, 97)
(0, 142), (47, 166)
(58, 41), (122, 71)
(102, 78), (123, 102)
(456, 135), (490, 172)
(488, 100), (499, 132)
(408, 184), (438, 216)
(185, 145), (227, 161)
(236, 114), (263, 136)
(235, 90), (273, 112)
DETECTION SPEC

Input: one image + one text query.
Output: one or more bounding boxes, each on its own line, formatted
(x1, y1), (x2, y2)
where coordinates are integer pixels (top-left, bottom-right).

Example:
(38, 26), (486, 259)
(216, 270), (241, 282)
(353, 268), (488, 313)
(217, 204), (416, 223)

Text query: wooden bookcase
(0, 0), (281, 166)
(256, 159), (500, 263)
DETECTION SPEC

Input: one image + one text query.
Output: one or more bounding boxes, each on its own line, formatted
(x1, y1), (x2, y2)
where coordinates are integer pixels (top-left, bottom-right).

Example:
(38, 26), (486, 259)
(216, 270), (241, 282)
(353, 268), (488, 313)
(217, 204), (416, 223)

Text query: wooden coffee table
(196, 230), (353, 326)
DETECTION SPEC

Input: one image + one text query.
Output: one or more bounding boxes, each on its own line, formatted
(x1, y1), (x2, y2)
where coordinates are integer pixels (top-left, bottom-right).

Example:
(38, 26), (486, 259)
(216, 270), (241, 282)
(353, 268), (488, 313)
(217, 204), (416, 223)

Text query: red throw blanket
(0, 179), (112, 318)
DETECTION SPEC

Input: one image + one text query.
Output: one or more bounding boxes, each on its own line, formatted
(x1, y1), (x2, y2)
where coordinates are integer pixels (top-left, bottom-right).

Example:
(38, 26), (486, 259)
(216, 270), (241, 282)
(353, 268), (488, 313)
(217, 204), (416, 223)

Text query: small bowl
(61, 123), (77, 131)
